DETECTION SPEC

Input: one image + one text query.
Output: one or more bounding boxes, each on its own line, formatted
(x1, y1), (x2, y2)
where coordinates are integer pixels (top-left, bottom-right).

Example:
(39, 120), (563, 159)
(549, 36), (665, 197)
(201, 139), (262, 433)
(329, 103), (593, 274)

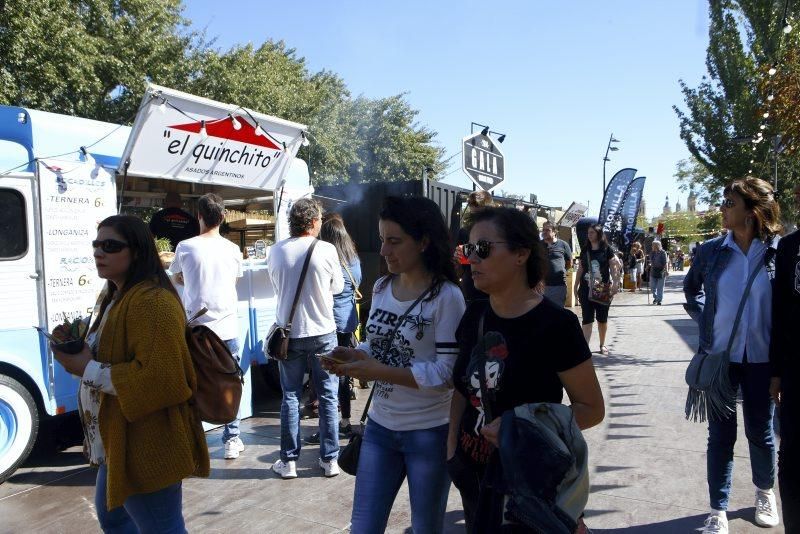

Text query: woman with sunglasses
(325, 196), (466, 534)
(52, 215), (209, 532)
(573, 224), (621, 355)
(448, 207), (604, 533)
(684, 178), (782, 534)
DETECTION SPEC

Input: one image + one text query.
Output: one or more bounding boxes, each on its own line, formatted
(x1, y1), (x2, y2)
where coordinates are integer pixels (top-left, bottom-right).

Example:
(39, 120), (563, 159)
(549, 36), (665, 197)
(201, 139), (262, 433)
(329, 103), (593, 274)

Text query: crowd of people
(47, 176), (800, 534)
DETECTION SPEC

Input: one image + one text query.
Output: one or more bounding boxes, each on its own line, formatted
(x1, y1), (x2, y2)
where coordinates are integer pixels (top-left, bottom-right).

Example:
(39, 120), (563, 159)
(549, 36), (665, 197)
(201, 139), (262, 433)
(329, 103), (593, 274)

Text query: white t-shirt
(170, 234), (243, 340)
(267, 236), (344, 338)
(358, 277), (466, 431)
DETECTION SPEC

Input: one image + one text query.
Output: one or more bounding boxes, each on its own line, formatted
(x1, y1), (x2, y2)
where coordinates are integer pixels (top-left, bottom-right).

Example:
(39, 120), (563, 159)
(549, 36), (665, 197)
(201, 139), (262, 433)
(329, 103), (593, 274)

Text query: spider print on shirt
(406, 312), (432, 340)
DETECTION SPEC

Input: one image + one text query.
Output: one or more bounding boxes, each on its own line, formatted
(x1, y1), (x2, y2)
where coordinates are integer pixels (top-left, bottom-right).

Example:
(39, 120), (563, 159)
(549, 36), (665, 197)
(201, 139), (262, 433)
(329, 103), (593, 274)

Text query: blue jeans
(278, 332), (339, 462)
(351, 419), (450, 534)
(222, 338), (241, 443)
(707, 361), (776, 510)
(650, 276), (665, 302)
(95, 464), (185, 533)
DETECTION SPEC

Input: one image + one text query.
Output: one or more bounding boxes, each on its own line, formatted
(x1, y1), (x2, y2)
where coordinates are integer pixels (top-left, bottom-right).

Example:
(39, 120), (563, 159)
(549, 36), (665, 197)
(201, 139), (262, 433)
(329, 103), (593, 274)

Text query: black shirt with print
(452, 298), (592, 467)
(579, 245), (615, 285)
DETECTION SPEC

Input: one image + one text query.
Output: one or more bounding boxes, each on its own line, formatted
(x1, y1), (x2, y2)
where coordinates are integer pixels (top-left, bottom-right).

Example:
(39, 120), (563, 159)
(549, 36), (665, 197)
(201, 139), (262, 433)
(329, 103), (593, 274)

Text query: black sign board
(462, 133), (505, 191)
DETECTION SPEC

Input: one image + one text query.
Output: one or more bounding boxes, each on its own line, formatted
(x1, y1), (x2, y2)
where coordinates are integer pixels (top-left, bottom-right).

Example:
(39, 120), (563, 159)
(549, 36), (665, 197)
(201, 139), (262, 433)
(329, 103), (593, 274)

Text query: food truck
(0, 84), (311, 482)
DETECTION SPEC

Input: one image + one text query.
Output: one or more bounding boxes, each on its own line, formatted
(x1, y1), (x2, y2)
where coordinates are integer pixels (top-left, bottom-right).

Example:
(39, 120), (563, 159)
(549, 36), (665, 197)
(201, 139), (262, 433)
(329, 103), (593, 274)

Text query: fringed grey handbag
(685, 263), (762, 422)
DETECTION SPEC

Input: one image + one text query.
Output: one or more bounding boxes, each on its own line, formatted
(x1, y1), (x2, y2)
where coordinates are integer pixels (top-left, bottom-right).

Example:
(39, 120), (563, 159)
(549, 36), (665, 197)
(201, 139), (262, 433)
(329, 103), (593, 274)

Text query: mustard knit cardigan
(97, 281), (210, 509)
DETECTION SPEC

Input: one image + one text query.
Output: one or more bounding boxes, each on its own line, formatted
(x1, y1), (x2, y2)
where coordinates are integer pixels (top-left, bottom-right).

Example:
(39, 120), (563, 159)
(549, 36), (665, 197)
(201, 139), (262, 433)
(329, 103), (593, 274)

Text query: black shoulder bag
(266, 239), (318, 360)
(339, 283), (434, 475)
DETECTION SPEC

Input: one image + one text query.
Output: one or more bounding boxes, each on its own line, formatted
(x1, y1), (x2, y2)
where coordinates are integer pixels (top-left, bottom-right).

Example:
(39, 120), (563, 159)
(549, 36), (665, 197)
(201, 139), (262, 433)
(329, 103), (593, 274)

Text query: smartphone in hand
(315, 351), (352, 365)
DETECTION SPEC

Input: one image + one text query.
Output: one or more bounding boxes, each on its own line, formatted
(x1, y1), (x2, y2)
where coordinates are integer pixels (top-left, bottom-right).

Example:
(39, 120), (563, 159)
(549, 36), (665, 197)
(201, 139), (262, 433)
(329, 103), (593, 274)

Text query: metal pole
(603, 158), (607, 197)
(774, 150), (778, 191)
(602, 132), (614, 197)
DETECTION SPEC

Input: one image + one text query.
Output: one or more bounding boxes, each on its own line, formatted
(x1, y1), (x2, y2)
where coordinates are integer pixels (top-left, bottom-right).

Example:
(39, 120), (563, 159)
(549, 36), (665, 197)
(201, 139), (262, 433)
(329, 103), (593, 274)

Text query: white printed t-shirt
(358, 277), (466, 431)
(170, 234), (243, 341)
(267, 236), (344, 338)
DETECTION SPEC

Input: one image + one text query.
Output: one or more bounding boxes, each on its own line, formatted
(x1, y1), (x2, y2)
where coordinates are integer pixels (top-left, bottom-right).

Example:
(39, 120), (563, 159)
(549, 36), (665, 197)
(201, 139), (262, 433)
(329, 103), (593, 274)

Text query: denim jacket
(491, 403), (588, 533)
(683, 235), (778, 354)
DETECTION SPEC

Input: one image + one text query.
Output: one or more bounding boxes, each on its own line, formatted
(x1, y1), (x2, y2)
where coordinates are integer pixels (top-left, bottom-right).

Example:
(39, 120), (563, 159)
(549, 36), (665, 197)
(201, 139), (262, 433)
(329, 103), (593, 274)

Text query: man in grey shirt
(542, 221), (573, 307)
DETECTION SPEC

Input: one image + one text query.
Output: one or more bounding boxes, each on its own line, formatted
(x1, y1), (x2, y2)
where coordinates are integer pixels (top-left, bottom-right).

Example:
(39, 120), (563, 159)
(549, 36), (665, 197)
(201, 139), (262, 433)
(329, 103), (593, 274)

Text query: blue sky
(184, 0), (710, 219)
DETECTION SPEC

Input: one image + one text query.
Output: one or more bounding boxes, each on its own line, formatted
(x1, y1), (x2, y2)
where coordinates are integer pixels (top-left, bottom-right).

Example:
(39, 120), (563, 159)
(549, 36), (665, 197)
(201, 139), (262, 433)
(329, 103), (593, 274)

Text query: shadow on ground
(589, 507), (758, 533)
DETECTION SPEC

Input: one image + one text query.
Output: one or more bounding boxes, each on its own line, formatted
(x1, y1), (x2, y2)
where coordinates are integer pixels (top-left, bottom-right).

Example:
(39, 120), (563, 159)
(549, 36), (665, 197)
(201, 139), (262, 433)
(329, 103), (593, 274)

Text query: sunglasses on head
(463, 240), (508, 259)
(720, 198), (736, 208)
(92, 239), (129, 253)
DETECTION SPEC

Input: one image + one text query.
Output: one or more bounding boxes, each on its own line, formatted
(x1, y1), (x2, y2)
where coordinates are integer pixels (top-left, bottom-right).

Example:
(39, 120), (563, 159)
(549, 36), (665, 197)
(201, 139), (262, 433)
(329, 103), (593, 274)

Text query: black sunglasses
(720, 198), (736, 208)
(463, 240), (508, 259)
(92, 239), (129, 253)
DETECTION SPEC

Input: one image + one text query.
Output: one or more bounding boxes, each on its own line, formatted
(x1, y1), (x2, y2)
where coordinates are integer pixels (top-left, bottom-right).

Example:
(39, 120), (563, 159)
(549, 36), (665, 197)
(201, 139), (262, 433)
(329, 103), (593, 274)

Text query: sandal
(600, 346), (609, 355)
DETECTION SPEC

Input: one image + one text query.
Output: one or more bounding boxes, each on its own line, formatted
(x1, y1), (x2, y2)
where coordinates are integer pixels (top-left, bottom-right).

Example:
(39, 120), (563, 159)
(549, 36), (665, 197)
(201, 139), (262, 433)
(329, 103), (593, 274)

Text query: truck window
(0, 189), (27, 259)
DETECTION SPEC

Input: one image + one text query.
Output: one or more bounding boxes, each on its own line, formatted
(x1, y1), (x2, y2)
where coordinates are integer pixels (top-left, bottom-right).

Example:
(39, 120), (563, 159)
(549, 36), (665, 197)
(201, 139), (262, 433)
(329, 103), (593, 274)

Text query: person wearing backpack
(448, 207), (604, 533)
(52, 215), (209, 532)
(171, 193), (245, 459)
(648, 240), (668, 305)
(684, 177), (783, 534)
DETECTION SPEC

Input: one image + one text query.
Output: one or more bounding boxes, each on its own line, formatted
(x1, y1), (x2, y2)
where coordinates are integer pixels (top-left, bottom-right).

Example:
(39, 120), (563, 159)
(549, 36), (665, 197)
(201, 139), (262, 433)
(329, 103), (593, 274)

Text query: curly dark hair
(289, 198), (322, 237)
(470, 207), (549, 288)
(376, 196), (458, 300)
(198, 193), (225, 228)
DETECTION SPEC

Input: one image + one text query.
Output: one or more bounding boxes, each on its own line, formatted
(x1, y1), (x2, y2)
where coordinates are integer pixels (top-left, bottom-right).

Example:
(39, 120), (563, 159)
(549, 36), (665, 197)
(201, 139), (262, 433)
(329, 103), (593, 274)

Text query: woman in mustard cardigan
(53, 215), (209, 533)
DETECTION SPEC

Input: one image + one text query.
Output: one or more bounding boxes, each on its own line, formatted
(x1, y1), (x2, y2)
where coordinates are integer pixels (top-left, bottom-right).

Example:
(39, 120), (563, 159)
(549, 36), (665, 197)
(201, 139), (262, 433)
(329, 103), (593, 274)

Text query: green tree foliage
(674, 156), (719, 205)
(674, 0), (799, 213)
(656, 211), (723, 242)
(0, 2), (444, 185)
(0, 0), (201, 122)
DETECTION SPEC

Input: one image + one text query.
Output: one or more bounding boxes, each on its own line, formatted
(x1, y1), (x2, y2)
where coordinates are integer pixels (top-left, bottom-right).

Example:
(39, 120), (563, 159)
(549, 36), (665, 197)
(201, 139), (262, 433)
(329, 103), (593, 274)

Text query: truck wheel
(0, 375), (39, 484)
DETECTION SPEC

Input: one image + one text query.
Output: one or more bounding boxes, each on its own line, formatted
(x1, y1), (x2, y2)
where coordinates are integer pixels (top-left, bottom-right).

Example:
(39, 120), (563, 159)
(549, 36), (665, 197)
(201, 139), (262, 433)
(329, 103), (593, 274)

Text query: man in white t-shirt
(267, 198), (344, 479)
(170, 193), (244, 459)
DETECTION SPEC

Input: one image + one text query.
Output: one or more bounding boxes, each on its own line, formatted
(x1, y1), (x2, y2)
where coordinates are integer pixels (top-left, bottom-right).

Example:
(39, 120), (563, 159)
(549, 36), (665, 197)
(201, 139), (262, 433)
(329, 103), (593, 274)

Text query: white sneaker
(701, 513), (728, 534)
(319, 458), (340, 477)
(755, 489), (780, 527)
(272, 459), (298, 479)
(223, 437), (245, 459)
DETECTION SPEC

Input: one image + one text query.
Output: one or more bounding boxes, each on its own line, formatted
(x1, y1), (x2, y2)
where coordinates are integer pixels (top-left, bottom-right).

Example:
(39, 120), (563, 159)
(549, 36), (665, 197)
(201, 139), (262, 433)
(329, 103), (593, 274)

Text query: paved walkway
(0, 272), (784, 533)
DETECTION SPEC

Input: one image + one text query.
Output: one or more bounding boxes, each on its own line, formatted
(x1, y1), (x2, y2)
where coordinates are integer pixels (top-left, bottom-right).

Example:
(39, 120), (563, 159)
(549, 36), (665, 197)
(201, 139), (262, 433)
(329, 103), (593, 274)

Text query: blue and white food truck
(0, 84), (313, 482)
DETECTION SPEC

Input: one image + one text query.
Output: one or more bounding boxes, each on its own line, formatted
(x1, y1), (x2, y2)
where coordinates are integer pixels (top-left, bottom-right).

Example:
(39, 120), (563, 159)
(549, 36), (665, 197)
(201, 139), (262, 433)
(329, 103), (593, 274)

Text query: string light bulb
(768, 94), (775, 101)
(301, 132), (310, 147)
(763, 112), (770, 118)
(254, 124), (264, 137)
(760, 124), (767, 130)
(783, 19), (793, 34)
(229, 114), (241, 130)
(199, 120), (208, 140)
(157, 98), (167, 114)
(768, 66), (777, 76)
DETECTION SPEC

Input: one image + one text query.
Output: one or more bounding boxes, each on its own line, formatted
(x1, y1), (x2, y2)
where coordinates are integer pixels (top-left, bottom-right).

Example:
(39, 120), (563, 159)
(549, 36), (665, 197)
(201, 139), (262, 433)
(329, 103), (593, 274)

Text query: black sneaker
(305, 432), (321, 444)
(339, 424), (353, 438)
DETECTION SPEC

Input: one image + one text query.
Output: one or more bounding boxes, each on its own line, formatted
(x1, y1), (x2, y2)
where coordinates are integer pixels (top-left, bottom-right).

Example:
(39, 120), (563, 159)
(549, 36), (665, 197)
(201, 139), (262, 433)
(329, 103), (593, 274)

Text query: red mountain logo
(168, 117), (282, 150)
